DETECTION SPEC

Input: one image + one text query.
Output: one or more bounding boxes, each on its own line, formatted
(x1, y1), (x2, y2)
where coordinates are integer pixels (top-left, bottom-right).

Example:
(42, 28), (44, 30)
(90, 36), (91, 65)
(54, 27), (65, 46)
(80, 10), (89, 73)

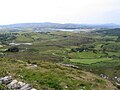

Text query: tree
(116, 36), (120, 42)
(7, 47), (19, 52)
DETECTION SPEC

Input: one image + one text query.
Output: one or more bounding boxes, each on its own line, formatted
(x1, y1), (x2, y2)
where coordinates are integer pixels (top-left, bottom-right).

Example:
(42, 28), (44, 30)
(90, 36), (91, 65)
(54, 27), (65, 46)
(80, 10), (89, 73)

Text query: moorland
(0, 23), (120, 90)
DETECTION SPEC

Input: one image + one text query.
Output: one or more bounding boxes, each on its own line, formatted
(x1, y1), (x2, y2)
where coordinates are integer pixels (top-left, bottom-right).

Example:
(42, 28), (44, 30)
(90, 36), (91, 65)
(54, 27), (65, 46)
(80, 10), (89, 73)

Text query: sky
(0, 0), (120, 25)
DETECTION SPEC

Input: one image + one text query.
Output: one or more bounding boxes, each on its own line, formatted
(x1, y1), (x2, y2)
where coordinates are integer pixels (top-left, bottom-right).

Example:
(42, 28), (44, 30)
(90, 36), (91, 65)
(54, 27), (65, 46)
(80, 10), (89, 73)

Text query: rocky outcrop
(0, 76), (36, 90)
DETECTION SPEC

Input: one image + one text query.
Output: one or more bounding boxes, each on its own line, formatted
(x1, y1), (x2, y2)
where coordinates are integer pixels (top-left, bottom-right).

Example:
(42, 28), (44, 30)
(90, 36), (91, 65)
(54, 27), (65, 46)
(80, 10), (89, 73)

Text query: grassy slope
(0, 58), (116, 90)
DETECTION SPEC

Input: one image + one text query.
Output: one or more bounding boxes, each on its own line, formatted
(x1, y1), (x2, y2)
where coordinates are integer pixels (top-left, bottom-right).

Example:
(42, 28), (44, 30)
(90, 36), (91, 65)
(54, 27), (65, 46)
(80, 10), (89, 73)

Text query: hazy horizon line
(0, 22), (119, 26)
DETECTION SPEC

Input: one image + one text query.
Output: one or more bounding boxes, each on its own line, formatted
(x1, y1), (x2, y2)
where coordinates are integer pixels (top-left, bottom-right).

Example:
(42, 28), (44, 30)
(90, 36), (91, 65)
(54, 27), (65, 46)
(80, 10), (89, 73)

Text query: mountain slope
(0, 58), (116, 90)
(0, 22), (120, 29)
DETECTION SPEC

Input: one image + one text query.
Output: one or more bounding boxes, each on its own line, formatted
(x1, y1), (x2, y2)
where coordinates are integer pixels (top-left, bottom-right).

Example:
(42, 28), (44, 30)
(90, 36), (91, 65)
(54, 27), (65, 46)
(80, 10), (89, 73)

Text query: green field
(68, 52), (106, 59)
(70, 58), (112, 64)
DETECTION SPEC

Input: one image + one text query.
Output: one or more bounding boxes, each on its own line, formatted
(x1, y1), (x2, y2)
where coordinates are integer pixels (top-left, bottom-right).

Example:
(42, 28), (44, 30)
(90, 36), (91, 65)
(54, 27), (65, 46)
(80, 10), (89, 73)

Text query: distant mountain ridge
(0, 22), (120, 29)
